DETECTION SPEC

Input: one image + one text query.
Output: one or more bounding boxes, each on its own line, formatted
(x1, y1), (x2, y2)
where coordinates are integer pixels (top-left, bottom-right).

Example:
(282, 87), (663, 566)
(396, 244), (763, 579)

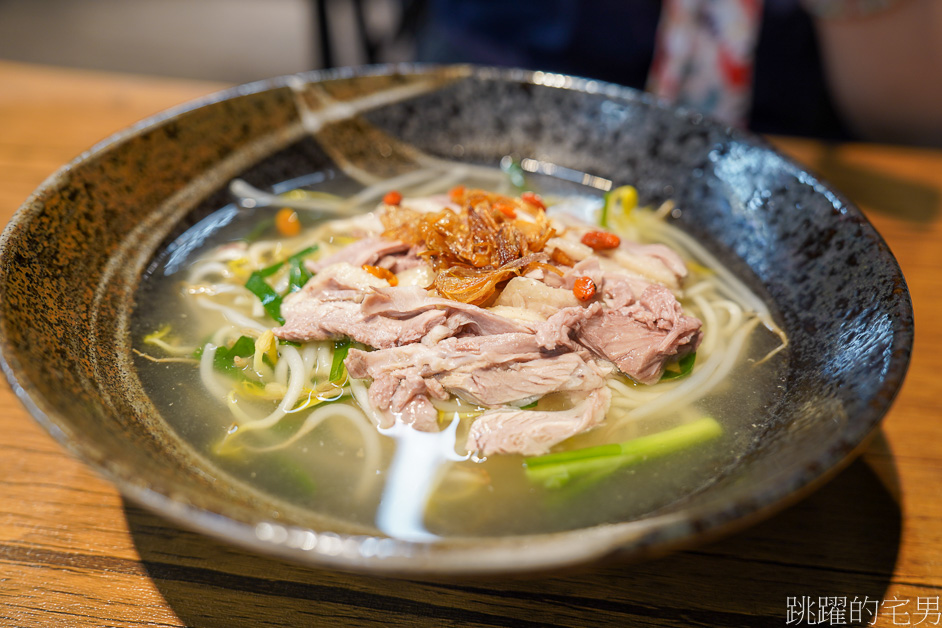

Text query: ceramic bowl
(0, 66), (913, 575)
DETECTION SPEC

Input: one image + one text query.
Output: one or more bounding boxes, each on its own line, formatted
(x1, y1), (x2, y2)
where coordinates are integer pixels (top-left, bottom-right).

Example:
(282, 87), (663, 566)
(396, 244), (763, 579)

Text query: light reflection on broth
(133, 169), (788, 538)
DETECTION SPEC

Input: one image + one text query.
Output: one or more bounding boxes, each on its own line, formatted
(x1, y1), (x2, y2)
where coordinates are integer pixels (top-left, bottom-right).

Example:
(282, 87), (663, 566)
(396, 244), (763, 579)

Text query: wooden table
(1, 60), (939, 627)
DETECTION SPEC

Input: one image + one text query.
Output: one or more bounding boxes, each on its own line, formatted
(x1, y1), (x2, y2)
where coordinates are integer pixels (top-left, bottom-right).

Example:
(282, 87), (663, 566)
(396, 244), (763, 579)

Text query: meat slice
(612, 243), (688, 289)
(546, 257), (651, 306)
(345, 333), (546, 380)
(361, 287), (533, 337)
(271, 223), (703, 449)
(391, 393), (441, 432)
(532, 303), (601, 351)
(578, 283), (702, 384)
(540, 259), (702, 384)
(289, 261), (389, 296)
(307, 237), (410, 273)
(276, 298), (447, 348)
(619, 242), (688, 282)
(274, 265), (443, 347)
(466, 387), (612, 456)
(274, 270), (529, 348)
(376, 245), (427, 274)
(345, 333), (609, 429)
(436, 352), (607, 406)
(494, 276), (580, 316)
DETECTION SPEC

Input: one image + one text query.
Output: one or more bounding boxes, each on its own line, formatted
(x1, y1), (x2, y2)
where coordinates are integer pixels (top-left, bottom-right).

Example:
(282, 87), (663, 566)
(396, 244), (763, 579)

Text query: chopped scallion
(245, 273), (284, 324)
(208, 335), (257, 378)
(660, 351), (696, 381)
(329, 338), (351, 382)
(245, 245), (319, 321)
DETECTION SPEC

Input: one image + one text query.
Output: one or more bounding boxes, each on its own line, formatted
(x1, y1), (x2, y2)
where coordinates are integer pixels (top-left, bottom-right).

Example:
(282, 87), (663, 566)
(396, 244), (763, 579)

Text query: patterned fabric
(416, 0), (853, 138)
(647, 0), (764, 128)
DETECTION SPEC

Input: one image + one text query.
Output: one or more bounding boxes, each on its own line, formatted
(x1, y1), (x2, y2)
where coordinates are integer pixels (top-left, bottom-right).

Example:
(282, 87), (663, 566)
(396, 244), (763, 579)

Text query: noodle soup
(133, 168), (787, 538)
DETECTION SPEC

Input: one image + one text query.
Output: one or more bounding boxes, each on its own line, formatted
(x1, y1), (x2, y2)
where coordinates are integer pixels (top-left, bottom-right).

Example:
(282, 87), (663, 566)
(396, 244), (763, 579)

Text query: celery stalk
(524, 417), (723, 488)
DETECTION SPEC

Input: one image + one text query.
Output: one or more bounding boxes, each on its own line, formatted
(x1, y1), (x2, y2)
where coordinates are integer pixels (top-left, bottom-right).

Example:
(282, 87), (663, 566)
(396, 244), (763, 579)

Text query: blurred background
(0, 0), (939, 146)
(0, 0), (414, 83)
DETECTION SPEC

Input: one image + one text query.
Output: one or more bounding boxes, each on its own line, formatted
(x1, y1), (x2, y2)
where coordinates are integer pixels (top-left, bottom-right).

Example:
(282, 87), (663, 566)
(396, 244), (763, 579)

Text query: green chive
(329, 338), (351, 382)
(245, 273), (284, 324)
(209, 335), (257, 377)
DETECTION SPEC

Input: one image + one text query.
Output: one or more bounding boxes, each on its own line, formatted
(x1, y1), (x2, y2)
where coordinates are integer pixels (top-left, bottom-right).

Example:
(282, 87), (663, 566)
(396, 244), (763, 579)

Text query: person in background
(413, 0), (942, 146)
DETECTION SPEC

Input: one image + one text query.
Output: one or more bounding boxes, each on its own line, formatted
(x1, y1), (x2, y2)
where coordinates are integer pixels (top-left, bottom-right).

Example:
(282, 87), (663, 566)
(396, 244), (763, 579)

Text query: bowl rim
(0, 63), (915, 575)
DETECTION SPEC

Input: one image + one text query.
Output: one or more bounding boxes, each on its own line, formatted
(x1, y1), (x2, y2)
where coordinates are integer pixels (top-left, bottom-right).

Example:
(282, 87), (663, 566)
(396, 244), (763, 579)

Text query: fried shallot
(380, 188), (557, 304)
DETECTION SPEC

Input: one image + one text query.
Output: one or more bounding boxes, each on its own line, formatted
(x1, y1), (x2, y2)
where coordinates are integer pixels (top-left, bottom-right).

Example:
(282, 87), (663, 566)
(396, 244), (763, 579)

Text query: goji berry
(383, 190), (402, 206)
(573, 276), (596, 301)
(520, 191), (546, 211)
(275, 208), (301, 237)
(581, 230), (621, 250)
(493, 200), (517, 219)
(449, 185), (466, 204)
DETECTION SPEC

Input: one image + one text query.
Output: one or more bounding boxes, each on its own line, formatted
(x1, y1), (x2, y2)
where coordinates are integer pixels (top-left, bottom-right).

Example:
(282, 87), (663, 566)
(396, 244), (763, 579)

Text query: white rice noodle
(621, 317), (761, 423)
(232, 345), (307, 434)
(300, 343), (319, 375)
(273, 347), (291, 387)
(199, 344), (233, 401)
(229, 178), (346, 213)
(247, 240), (283, 269)
(692, 293), (720, 358)
(349, 378), (384, 427)
(209, 326), (236, 347)
(184, 282), (243, 298)
(188, 261), (232, 284)
(714, 299), (745, 337)
(640, 215), (776, 329)
(416, 155), (508, 185)
(316, 343), (333, 382)
(682, 280), (714, 298)
(607, 377), (681, 409)
(195, 296), (269, 333)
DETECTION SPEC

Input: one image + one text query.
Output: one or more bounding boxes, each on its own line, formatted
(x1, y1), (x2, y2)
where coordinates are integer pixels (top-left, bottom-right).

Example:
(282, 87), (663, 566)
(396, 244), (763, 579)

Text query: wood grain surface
(1, 60), (939, 627)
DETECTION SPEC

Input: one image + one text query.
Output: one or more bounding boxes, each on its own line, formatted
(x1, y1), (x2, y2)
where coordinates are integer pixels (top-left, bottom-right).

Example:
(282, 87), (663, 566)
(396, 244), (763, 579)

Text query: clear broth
(133, 172), (788, 538)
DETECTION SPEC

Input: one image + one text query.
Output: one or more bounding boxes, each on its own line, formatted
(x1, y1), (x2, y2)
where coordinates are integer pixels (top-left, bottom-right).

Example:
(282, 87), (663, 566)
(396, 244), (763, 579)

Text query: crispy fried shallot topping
(380, 188), (558, 305)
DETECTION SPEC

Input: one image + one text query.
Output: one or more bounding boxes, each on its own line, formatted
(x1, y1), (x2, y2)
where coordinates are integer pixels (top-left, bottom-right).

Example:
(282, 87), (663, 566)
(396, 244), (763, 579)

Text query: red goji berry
(573, 276), (596, 301)
(581, 230), (621, 250)
(493, 200), (517, 219)
(449, 185), (466, 204)
(383, 190), (402, 206)
(275, 208), (301, 237)
(520, 191), (546, 211)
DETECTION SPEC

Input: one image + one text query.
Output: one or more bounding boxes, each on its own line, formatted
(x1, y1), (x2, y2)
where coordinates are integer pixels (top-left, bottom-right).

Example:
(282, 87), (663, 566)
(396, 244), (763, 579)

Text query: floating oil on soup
(133, 167), (788, 539)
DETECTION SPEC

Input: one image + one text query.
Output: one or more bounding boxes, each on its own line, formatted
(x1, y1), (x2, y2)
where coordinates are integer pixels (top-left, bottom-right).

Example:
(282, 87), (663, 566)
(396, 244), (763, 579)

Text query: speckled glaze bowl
(0, 66), (913, 575)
